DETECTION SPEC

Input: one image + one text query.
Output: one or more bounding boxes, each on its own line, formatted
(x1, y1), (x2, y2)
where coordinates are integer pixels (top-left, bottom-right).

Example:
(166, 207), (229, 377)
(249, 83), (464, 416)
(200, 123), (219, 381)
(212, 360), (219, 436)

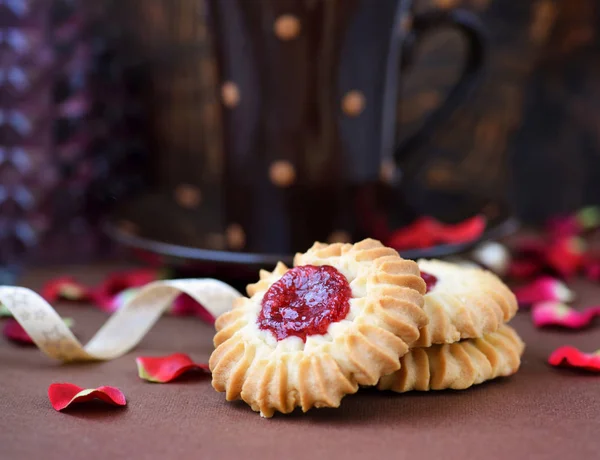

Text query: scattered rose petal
(48, 383), (127, 411)
(386, 215), (486, 250)
(514, 276), (574, 306)
(436, 215), (487, 244)
(93, 269), (158, 312)
(545, 236), (586, 278)
(548, 346), (600, 372)
(386, 217), (437, 249)
(3, 319), (33, 344)
(42, 277), (90, 303)
(4, 317), (74, 345)
(170, 294), (216, 324)
(532, 302), (600, 329)
(136, 353), (210, 383)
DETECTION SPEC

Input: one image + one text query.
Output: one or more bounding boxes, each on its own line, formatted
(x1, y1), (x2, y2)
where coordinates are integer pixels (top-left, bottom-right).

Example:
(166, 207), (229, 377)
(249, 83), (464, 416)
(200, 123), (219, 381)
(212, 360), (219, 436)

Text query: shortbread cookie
(377, 324), (524, 392)
(414, 259), (518, 347)
(209, 239), (427, 417)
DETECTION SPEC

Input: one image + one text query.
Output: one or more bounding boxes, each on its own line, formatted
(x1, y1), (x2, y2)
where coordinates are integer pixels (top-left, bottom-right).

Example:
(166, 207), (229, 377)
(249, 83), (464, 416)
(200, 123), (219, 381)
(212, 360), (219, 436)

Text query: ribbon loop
(0, 279), (241, 363)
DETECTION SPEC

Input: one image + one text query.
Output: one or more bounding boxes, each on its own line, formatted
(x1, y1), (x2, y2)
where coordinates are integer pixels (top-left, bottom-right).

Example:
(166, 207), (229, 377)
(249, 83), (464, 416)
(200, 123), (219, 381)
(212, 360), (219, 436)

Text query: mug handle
(394, 8), (486, 165)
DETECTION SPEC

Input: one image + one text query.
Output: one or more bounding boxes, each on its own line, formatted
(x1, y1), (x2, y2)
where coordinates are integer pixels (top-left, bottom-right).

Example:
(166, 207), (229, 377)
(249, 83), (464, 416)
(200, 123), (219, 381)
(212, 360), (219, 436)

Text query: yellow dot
(269, 160), (296, 188)
(379, 159), (397, 184)
(342, 90), (366, 117)
(221, 81), (240, 108)
(274, 15), (301, 40)
(328, 230), (352, 244)
(226, 224), (246, 250)
(419, 91), (442, 111)
(435, 0), (459, 8)
(473, 0), (491, 10)
(174, 184), (202, 209)
(399, 14), (413, 33)
(426, 166), (453, 186)
(118, 220), (139, 235)
(205, 233), (226, 250)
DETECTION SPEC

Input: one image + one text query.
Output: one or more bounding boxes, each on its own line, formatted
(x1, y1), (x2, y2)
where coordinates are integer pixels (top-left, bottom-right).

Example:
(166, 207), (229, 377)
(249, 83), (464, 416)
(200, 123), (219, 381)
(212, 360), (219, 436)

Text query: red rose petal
(548, 346), (600, 372)
(436, 215), (486, 244)
(3, 319), (34, 344)
(545, 236), (586, 278)
(92, 269), (158, 311)
(514, 276), (574, 306)
(386, 215), (485, 250)
(532, 302), (600, 329)
(386, 217), (437, 250)
(170, 294), (216, 324)
(41, 277), (90, 303)
(48, 383), (127, 411)
(136, 353), (210, 383)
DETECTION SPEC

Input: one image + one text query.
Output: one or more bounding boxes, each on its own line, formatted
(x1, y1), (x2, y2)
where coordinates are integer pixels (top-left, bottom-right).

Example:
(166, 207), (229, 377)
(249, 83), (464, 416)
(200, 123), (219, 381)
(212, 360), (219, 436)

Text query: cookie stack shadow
(378, 259), (524, 393)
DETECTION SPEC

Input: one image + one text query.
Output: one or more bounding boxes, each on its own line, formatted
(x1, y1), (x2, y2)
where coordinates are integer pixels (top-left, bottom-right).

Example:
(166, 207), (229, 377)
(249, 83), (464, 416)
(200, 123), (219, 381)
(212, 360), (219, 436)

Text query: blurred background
(2, 0), (600, 281)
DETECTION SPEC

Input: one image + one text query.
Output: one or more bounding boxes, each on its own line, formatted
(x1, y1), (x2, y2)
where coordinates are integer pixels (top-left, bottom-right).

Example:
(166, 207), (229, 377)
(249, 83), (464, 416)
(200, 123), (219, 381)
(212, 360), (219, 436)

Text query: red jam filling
(257, 265), (351, 342)
(421, 271), (438, 293)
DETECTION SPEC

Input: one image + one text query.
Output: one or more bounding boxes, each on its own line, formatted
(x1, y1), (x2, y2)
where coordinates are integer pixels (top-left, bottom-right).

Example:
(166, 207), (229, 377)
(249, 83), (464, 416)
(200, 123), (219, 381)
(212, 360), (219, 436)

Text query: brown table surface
(2, 265), (600, 460)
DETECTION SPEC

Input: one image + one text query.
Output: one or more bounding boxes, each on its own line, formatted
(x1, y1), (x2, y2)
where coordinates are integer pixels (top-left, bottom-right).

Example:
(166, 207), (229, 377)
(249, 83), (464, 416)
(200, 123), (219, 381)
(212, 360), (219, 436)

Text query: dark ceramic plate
(104, 192), (519, 274)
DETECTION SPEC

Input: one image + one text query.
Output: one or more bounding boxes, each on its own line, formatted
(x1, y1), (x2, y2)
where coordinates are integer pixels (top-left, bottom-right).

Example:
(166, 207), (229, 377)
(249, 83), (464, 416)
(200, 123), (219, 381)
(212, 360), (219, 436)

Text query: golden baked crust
(377, 324), (524, 392)
(209, 239), (427, 417)
(414, 259), (518, 347)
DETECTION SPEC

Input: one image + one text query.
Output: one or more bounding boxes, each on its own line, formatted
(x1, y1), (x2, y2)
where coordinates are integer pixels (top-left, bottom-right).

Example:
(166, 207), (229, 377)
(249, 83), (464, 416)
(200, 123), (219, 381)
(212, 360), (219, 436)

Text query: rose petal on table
(41, 277), (90, 303)
(3, 319), (33, 344)
(532, 302), (600, 329)
(548, 346), (600, 372)
(3, 317), (75, 344)
(514, 276), (574, 306)
(545, 236), (587, 278)
(436, 215), (486, 244)
(92, 269), (158, 311)
(386, 217), (438, 250)
(136, 353), (210, 383)
(170, 294), (216, 324)
(48, 383), (126, 411)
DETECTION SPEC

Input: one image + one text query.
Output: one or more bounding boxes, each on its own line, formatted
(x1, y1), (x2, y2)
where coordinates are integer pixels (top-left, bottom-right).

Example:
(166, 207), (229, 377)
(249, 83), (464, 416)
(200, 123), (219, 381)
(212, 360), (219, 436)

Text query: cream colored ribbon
(0, 279), (241, 362)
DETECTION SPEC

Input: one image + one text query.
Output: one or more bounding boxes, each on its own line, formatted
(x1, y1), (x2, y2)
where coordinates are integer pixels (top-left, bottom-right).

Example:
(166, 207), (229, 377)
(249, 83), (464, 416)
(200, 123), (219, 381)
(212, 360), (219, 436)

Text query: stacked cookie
(209, 239), (523, 417)
(378, 259), (523, 393)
